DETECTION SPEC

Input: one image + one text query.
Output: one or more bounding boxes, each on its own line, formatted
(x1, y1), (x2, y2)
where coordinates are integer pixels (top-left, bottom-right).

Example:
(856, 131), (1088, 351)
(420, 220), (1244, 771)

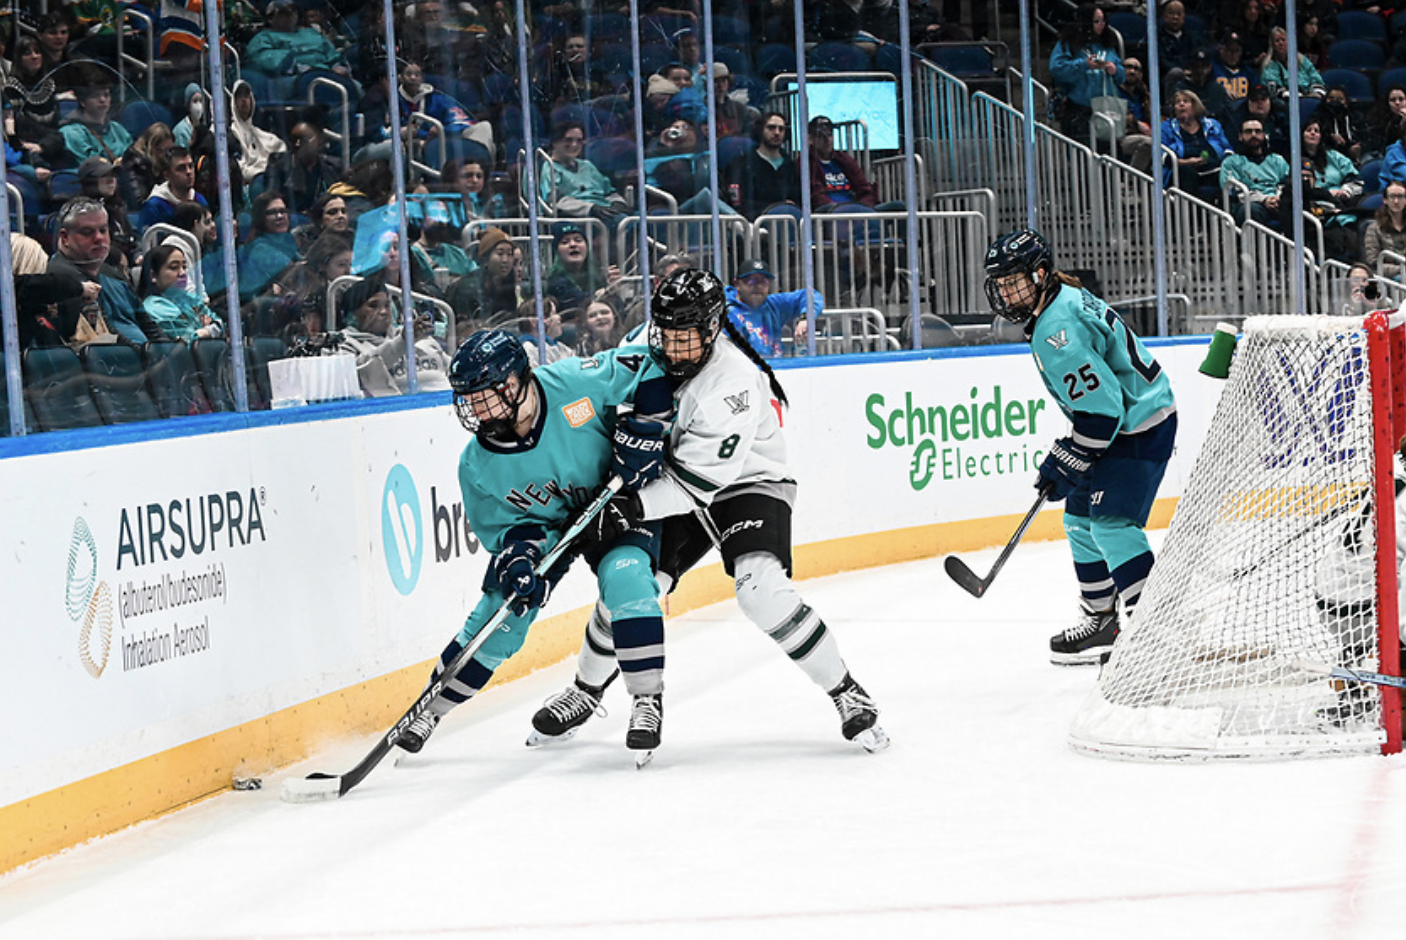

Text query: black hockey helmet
(649, 268), (726, 379)
(984, 228), (1055, 324)
(448, 329), (531, 436)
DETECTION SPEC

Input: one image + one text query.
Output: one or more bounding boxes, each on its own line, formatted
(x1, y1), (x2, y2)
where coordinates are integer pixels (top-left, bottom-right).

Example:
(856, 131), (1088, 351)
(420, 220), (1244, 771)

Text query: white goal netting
(1069, 315), (1400, 761)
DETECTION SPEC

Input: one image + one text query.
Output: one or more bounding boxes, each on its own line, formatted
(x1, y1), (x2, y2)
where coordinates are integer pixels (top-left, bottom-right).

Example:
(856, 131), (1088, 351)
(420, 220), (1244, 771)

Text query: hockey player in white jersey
(527, 268), (889, 753)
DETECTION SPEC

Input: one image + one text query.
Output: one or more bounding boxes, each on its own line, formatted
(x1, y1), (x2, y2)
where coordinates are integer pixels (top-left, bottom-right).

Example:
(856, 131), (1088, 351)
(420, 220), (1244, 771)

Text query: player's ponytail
(721, 316), (789, 407)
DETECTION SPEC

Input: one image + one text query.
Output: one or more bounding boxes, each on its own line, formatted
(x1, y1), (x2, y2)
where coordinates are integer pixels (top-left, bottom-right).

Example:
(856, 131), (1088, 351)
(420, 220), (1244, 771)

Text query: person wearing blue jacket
(1049, 5), (1124, 142)
(1161, 89), (1233, 201)
(724, 258), (823, 358)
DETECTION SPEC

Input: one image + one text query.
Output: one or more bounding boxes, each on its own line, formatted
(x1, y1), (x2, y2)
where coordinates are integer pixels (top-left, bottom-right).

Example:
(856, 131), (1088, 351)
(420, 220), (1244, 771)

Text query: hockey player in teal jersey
(395, 329), (676, 756)
(985, 229), (1177, 664)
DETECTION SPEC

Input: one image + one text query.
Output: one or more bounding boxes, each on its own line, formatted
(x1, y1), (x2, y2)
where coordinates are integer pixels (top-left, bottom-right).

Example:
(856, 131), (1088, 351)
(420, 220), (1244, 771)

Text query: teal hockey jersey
(457, 345), (668, 553)
(1028, 283), (1176, 451)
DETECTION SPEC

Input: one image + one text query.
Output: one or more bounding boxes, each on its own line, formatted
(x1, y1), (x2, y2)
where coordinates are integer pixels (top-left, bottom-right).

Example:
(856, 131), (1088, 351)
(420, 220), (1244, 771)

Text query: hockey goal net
(1069, 312), (1406, 761)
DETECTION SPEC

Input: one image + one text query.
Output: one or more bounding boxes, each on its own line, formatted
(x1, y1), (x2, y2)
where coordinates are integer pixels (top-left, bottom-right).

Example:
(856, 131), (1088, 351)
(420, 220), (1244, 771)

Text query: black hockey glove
(1036, 437), (1097, 501)
(491, 538), (550, 616)
(611, 413), (670, 491)
(578, 488), (645, 554)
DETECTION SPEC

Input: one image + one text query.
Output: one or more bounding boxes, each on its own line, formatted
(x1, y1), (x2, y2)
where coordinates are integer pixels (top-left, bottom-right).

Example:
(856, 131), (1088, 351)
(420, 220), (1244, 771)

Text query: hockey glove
(1036, 437), (1097, 501)
(611, 413), (670, 491)
(578, 488), (645, 553)
(492, 539), (550, 616)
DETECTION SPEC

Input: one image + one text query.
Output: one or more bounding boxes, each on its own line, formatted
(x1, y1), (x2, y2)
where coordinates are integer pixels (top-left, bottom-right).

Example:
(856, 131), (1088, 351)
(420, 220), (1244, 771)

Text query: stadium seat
(81, 343), (160, 425)
(716, 135), (753, 171)
(142, 341), (214, 419)
(873, 42), (915, 77)
(1361, 158), (1384, 194)
(1378, 67), (1406, 98)
(23, 345), (103, 432)
(755, 44), (797, 79)
(713, 45), (752, 80)
(1296, 97), (1321, 122)
(808, 41), (873, 73)
(583, 12), (629, 39)
(1335, 10), (1387, 43)
(920, 43), (997, 79)
(191, 338), (237, 412)
(118, 99), (173, 138)
(1107, 12), (1145, 49)
(1321, 68), (1374, 102)
(1327, 40), (1385, 71)
(584, 135), (636, 181)
(902, 314), (964, 349)
(712, 15), (750, 46)
(640, 43), (674, 76)
(592, 43), (634, 76)
(245, 337), (287, 411)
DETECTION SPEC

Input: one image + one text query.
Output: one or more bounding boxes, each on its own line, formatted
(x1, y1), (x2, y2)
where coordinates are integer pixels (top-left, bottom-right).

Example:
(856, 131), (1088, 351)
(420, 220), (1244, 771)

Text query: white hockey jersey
(637, 336), (794, 521)
(1313, 454), (1406, 606)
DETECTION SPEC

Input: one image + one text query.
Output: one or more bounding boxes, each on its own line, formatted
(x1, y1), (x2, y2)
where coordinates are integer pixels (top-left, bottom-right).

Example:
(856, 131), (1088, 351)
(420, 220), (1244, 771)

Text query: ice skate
(526, 672), (615, 747)
(627, 693), (662, 767)
(396, 711), (440, 754)
(1050, 604), (1119, 665)
(830, 674), (889, 753)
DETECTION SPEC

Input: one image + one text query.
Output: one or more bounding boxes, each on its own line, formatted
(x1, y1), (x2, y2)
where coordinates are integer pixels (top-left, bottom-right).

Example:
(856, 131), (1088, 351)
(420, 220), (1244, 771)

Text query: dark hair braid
(721, 316), (789, 407)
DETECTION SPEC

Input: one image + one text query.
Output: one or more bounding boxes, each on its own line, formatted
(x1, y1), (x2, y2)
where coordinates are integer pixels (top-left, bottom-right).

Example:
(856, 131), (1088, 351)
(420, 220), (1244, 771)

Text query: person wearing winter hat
(545, 220), (619, 311)
(448, 228), (520, 326)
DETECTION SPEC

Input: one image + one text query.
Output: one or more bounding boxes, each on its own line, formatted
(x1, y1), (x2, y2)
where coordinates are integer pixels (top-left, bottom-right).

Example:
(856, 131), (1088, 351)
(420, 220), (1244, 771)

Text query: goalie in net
(1070, 313), (1406, 760)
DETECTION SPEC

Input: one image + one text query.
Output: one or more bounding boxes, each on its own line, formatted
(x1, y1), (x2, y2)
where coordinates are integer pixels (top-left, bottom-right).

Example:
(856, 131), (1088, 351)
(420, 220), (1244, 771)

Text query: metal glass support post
(1285, 0), (1306, 313)
(204, 0), (250, 410)
(1146, 2), (1168, 335)
(793, 0), (817, 355)
(898, 0), (922, 334)
(701, 0), (724, 275)
(1018, 0), (1037, 228)
(515, 0), (547, 349)
(382, 0), (419, 391)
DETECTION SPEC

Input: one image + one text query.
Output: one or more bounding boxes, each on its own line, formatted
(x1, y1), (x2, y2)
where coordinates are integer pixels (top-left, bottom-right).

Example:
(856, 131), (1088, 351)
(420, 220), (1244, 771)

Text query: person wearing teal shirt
(394, 330), (678, 758)
(139, 243), (224, 342)
(59, 83), (132, 166)
(985, 229), (1177, 666)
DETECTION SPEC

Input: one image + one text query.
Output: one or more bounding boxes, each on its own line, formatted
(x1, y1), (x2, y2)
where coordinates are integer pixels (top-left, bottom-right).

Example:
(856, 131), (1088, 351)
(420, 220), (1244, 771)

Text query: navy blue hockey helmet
(649, 268), (726, 379)
(449, 329), (532, 436)
(983, 228), (1055, 325)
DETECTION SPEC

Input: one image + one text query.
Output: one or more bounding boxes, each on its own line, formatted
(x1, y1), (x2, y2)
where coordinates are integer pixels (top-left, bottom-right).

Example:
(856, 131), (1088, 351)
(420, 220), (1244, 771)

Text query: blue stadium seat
(190, 338), (237, 413)
(584, 135), (636, 181)
(1108, 12), (1145, 49)
(1335, 10), (1387, 43)
(1321, 68), (1374, 102)
(716, 134), (753, 171)
(592, 42), (634, 75)
(713, 45), (752, 79)
(1361, 158), (1384, 194)
(1328, 40), (1385, 70)
(921, 43), (997, 79)
(640, 43), (674, 76)
(712, 15), (750, 46)
(755, 44), (797, 79)
(119, 99), (173, 138)
(80, 343), (160, 425)
(808, 41), (873, 73)
(23, 346), (103, 431)
(874, 41), (915, 77)
(1378, 67), (1406, 98)
(584, 12), (629, 39)
(141, 341), (214, 419)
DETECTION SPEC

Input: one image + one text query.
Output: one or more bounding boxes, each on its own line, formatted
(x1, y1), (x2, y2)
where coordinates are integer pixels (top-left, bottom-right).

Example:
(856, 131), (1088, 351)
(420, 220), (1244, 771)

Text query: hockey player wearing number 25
(393, 328), (676, 759)
(527, 269), (889, 753)
(984, 229), (1177, 665)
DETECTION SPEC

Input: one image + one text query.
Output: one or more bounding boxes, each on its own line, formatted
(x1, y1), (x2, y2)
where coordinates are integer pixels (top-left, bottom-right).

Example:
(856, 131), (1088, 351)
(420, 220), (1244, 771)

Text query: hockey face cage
(449, 329), (531, 435)
(984, 228), (1054, 325)
(650, 268), (726, 379)
(1069, 313), (1406, 762)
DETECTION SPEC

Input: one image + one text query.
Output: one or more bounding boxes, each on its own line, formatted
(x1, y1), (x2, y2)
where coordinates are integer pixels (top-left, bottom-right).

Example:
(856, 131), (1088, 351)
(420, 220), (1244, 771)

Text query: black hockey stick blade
(280, 478), (624, 804)
(943, 555), (990, 597)
(943, 486), (1051, 599)
(1293, 659), (1406, 690)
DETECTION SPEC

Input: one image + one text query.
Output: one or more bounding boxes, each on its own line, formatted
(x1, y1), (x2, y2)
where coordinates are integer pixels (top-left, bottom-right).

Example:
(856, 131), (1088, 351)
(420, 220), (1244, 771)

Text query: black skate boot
(1319, 681), (1377, 728)
(396, 710), (440, 753)
(1050, 604), (1120, 665)
(830, 674), (890, 753)
(627, 693), (663, 767)
(526, 671), (616, 747)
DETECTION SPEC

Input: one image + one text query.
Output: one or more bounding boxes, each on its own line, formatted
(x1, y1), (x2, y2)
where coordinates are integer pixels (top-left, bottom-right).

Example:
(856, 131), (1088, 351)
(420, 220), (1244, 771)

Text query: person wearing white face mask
(138, 242), (223, 341)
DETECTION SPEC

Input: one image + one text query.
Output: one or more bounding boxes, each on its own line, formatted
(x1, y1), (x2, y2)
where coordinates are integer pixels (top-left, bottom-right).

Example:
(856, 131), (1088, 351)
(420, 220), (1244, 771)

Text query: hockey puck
(233, 776), (263, 791)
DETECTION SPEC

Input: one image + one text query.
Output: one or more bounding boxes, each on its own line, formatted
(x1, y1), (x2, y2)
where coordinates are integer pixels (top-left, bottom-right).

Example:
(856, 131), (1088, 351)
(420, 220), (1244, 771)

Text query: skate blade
(855, 726), (891, 753)
(633, 749), (655, 769)
(1049, 648), (1112, 666)
(525, 726), (581, 748)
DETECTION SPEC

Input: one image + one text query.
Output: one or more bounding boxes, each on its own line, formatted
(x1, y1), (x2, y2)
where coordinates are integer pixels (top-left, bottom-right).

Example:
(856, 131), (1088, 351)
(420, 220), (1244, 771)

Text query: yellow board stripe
(0, 497), (1175, 874)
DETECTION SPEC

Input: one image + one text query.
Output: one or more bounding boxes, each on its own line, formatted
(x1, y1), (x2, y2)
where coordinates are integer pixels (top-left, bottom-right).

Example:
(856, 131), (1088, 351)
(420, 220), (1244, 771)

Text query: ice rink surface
(5, 535), (1406, 940)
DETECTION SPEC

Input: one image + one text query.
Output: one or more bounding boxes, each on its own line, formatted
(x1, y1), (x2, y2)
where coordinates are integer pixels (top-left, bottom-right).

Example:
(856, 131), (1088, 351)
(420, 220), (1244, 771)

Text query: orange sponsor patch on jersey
(562, 397), (596, 427)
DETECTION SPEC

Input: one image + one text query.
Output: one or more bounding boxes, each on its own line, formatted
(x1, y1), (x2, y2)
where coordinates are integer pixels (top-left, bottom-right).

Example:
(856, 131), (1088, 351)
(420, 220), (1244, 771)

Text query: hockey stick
(943, 485), (1052, 598)
(280, 477), (624, 803)
(1293, 659), (1406, 691)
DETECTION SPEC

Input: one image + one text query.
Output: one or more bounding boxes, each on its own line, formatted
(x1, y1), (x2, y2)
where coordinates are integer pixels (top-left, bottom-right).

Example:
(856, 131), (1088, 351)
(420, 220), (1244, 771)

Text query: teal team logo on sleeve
(382, 464), (424, 595)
